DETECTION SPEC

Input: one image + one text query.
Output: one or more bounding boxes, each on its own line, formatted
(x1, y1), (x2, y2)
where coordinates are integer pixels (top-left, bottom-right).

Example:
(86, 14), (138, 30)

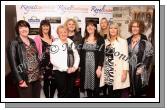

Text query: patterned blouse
(24, 44), (40, 83)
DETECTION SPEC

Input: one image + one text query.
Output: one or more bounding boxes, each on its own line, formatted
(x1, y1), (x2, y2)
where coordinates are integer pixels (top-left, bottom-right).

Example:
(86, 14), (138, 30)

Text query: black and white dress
(83, 42), (97, 90)
(104, 44), (115, 86)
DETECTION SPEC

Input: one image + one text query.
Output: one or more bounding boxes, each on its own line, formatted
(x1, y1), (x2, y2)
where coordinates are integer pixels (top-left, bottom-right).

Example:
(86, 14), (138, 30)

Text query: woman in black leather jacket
(8, 20), (41, 98)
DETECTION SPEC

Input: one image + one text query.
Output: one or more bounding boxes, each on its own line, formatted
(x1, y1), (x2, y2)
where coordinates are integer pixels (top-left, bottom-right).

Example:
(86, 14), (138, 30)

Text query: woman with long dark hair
(80, 20), (105, 97)
(34, 20), (54, 98)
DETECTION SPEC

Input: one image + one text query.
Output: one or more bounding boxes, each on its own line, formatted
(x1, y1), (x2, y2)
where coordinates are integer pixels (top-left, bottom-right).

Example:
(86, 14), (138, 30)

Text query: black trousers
(86, 88), (100, 98)
(100, 84), (108, 97)
(17, 80), (41, 98)
(108, 85), (120, 97)
(107, 85), (129, 98)
(50, 70), (67, 98)
(66, 73), (80, 98)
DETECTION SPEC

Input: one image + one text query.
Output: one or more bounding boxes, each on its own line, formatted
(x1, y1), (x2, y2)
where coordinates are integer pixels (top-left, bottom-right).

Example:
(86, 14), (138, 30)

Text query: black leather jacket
(7, 37), (39, 83)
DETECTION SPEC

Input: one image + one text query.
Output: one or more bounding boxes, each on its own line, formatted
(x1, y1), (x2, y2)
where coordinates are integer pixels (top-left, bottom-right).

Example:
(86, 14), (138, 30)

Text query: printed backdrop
(16, 5), (154, 42)
(16, 5), (113, 38)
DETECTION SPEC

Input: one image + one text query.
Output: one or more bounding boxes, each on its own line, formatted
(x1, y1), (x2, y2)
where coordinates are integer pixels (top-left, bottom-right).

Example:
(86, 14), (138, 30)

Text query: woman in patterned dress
(80, 20), (105, 97)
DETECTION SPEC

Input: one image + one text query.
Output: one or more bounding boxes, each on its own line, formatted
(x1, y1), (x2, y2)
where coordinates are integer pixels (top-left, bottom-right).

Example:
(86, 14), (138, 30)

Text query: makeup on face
(87, 24), (96, 34)
(100, 19), (108, 30)
(131, 22), (140, 35)
(67, 20), (76, 32)
(19, 26), (29, 37)
(109, 27), (118, 37)
(42, 25), (50, 33)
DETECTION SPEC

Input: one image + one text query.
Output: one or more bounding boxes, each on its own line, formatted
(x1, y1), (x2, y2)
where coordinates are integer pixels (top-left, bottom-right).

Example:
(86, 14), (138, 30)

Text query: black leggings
(43, 78), (52, 98)
(43, 69), (53, 98)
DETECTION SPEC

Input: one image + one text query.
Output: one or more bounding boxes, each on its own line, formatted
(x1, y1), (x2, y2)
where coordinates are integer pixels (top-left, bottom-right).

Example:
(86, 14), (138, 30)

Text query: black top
(40, 40), (53, 77)
(68, 32), (82, 47)
(103, 34), (107, 39)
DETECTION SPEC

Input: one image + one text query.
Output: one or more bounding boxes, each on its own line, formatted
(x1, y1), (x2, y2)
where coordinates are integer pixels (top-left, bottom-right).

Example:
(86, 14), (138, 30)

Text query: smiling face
(19, 26), (29, 38)
(109, 26), (118, 37)
(67, 20), (76, 32)
(131, 22), (140, 35)
(100, 19), (108, 30)
(57, 27), (68, 41)
(42, 25), (50, 34)
(86, 23), (96, 35)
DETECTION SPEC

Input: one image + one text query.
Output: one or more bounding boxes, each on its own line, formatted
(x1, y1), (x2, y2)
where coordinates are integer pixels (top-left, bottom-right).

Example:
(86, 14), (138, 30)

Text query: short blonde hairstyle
(64, 18), (79, 33)
(56, 25), (68, 35)
(108, 22), (121, 41)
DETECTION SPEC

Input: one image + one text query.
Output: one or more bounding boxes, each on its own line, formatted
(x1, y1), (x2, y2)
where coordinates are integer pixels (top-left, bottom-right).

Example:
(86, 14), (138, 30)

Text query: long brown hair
(39, 20), (51, 38)
(84, 20), (99, 40)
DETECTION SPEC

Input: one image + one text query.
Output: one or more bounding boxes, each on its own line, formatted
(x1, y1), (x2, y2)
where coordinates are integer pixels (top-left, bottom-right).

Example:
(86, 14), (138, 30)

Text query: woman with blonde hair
(99, 17), (109, 39)
(64, 18), (82, 46)
(101, 22), (130, 97)
(50, 25), (80, 98)
(64, 18), (82, 97)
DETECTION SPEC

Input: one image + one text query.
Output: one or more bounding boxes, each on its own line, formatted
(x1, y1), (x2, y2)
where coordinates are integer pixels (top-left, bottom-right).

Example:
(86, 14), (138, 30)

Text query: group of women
(8, 17), (153, 98)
